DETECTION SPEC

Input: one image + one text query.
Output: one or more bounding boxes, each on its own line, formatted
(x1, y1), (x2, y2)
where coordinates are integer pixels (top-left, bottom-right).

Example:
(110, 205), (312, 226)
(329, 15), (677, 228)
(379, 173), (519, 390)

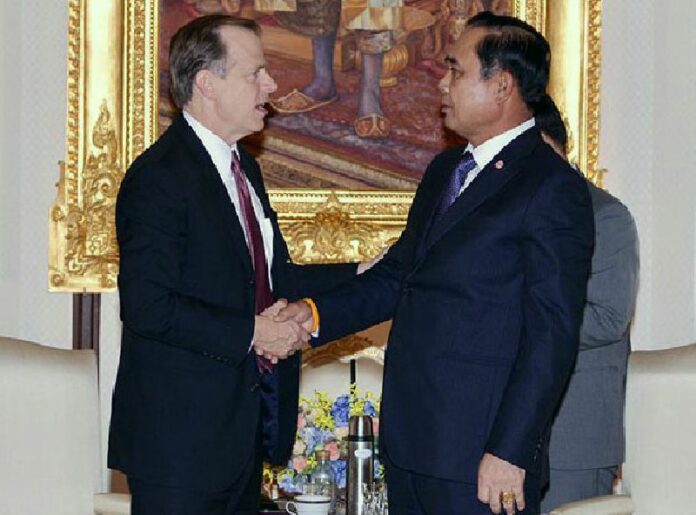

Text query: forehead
(219, 25), (264, 65)
(450, 26), (488, 64)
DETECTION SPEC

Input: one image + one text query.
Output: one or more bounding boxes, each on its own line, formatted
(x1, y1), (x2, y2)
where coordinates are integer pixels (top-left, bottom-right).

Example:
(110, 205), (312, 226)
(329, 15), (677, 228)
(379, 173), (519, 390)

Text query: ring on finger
(501, 491), (516, 504)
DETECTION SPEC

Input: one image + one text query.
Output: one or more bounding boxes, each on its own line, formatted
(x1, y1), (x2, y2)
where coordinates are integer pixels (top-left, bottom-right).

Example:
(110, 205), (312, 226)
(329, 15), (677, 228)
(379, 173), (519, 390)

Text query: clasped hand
(252, 299), (314, 363)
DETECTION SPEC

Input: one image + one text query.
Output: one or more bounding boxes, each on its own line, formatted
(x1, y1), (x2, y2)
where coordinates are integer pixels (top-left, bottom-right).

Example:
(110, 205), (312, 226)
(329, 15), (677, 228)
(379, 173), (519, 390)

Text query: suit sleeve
(285, 262), (358, 298)
(116, 164), (253, 365)
(309, 184), (429, 344)
(485, 170), (594, 471)
(579, 200), (638, 350)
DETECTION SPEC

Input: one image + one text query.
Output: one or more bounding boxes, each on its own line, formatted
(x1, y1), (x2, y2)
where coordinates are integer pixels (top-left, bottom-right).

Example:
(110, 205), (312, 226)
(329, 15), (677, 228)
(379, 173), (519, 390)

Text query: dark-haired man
(535, 96), (638, 512)
(277, 11), (594, 514)
(108, 15), (356, 514)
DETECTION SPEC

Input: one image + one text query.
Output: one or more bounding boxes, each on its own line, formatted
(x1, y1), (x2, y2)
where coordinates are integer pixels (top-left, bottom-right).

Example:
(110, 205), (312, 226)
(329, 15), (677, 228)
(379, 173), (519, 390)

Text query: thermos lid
(348, 415), (373, 439)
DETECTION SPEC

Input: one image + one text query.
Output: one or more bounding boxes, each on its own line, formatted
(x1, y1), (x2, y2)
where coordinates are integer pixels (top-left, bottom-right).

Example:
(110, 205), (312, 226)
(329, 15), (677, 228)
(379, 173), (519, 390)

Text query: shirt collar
(466, 117), (535, 169)
(182, 110), (239, 166)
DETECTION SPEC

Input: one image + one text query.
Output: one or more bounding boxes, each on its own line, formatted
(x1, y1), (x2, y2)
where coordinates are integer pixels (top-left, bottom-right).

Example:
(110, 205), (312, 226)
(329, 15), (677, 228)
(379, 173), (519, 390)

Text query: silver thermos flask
(346, 415), (374, 515)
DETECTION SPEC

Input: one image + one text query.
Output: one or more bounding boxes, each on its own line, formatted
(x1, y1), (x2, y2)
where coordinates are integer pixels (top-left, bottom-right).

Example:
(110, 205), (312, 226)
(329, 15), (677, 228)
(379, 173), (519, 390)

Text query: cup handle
(285, 501), (297, 514)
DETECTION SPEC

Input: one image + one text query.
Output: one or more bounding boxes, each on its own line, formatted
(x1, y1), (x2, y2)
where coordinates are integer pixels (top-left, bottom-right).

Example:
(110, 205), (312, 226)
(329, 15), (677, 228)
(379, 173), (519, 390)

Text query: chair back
(623, 342), (696, 513)
(0, 337), (101, 515)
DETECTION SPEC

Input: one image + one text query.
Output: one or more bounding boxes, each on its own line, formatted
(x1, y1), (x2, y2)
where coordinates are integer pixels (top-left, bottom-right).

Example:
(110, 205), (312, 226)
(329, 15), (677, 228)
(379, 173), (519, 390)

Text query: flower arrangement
(265, 385), (381, 494)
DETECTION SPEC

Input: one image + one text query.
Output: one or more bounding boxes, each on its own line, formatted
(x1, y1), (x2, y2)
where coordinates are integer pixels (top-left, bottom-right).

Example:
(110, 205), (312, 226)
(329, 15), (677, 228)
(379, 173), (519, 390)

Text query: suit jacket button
(249, 279), (255, 286)
(250, 383), (259, 392)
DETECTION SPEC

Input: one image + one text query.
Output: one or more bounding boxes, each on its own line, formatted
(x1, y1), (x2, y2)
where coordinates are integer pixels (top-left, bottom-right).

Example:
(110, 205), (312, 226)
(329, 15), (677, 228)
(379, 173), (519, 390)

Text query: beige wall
(600, 0), (696, 349)
(0, 0), (71, 348)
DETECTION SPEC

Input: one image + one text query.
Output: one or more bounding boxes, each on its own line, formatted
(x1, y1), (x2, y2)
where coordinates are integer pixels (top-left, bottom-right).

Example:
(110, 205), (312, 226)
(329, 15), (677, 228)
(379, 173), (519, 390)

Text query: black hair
(466, 11), (551, 111)
(534, 93), (568, 152)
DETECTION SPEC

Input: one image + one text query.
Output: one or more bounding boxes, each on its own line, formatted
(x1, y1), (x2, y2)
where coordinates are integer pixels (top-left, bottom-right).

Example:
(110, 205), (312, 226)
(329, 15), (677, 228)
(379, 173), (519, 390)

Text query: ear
(493, 70), (515, 104)
(193, 69), (217, 100)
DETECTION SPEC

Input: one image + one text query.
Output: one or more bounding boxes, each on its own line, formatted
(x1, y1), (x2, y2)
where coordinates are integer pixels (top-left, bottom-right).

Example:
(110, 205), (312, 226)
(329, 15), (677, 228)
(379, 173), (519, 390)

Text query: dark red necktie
(231, 151), (274, 372)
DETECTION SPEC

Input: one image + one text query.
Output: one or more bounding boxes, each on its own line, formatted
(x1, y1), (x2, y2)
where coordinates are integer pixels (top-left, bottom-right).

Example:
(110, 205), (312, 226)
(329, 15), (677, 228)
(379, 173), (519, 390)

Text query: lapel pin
(494, 160), (505, 170)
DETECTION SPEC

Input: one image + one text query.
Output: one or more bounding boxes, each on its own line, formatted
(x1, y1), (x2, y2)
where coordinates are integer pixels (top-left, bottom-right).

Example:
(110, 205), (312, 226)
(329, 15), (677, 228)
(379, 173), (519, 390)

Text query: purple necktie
(231, 152), (274, 372)
(431, 150), (477, 223)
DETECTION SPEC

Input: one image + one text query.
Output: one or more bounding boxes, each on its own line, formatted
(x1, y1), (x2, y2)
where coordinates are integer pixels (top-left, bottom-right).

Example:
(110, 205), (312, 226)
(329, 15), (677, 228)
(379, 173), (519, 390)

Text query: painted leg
(301, 34), (337, 101)
(354, 52), (390, 138)
(270, 30), (338, 113)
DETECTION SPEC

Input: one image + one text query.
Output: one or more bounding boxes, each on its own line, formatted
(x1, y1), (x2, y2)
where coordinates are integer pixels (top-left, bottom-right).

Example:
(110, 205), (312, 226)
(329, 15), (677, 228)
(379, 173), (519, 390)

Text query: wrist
(302, 298), (320, 333)
(253, 315), (268, 343)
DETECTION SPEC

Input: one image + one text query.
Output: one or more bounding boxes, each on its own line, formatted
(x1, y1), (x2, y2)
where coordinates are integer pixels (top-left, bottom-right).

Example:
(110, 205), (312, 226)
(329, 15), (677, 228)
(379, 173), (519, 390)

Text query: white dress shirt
(459, 117), (536, 194)
(183, 111), (275, 287)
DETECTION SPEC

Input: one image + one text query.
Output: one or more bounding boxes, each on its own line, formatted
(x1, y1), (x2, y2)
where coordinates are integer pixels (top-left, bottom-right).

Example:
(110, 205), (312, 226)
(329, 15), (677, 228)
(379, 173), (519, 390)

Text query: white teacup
(285, 494), (331, 515)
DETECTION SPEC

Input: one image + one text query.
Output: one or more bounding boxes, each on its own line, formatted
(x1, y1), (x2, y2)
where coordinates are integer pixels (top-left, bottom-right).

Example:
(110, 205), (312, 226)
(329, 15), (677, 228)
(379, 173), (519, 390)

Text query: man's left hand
(478, 452), (526, 515)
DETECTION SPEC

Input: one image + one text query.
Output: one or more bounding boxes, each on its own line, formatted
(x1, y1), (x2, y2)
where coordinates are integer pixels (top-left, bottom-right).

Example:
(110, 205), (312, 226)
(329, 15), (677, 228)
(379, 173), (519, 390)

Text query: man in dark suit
(535, 97), (638, 512)
(108, 15), (356, 514)
(277, 12), (594, 514)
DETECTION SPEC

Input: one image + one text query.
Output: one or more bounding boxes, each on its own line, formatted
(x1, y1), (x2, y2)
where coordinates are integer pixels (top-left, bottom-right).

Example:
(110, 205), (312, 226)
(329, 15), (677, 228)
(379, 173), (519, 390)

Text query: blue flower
(319, 428), (336, 446)
(279, 475), (303, 494)
(332, 395), (351, 427)
(364, 400), (377, 417)
(373, 457), (382, 480)
(331, 459), (348, 489)
(301, 427), (320, 453)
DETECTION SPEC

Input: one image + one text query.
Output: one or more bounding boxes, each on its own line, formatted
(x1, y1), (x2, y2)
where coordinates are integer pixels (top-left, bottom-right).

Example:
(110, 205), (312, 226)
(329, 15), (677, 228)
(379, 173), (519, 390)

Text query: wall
(0, 0), (72, 348)
(600, 0), (696, 349)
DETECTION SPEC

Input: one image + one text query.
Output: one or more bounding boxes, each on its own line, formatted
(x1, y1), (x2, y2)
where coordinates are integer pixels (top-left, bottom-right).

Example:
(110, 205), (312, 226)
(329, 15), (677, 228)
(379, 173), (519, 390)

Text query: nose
(438, 70), (451, 94)
(261, 69), (277, 94)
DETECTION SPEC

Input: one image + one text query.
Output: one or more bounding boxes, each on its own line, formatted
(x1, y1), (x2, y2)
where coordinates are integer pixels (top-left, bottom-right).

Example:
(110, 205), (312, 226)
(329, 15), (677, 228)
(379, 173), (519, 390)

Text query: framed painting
(49, 0), (603, 303)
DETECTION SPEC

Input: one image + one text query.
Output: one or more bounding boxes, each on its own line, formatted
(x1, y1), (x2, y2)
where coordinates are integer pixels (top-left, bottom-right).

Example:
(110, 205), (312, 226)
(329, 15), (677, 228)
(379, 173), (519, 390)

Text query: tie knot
(231, 150), (243, 177)
(452, 150), (477, 187)
(458, 150), (476, 171)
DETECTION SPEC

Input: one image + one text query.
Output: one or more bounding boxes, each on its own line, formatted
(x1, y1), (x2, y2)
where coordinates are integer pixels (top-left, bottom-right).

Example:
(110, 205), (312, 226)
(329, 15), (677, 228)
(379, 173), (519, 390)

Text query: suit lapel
(419, 128), (542, 258)
(171, 115), (254, 275)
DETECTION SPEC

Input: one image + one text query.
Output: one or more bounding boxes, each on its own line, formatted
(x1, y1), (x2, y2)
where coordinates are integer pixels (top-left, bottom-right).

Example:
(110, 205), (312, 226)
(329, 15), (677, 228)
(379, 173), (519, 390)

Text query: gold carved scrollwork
(51, 101), (122, 291)
(270, 190), (412, 265)
(303, 334), (381, 368)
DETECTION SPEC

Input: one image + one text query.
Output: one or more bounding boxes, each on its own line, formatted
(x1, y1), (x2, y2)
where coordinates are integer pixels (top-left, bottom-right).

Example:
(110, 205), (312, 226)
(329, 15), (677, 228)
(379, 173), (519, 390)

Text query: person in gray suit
(535, 95), (639, 511)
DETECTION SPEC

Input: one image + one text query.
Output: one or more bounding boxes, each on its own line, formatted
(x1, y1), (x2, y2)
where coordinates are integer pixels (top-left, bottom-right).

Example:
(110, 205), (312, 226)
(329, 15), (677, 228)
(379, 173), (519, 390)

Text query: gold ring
(501, 492), (516, 504)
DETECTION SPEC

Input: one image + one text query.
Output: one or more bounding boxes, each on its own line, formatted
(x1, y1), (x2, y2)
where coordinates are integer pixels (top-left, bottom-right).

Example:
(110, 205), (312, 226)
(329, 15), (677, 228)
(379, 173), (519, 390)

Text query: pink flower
(372, 418), (380, 436)
(297, 414), (306, 430)
(325, 441), (340, 461)
(292, 455), (308, 473)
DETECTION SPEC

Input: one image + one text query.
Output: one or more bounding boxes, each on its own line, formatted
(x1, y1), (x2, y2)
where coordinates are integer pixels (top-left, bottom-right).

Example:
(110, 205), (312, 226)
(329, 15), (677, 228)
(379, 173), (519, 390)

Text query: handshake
(252, 299), (315, 363)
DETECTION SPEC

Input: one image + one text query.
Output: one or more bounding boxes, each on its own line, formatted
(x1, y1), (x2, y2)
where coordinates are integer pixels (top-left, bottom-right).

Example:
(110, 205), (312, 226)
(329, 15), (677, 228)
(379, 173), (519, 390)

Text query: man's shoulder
(524, 141), (587, 194)
(130, 123), (182, 169)
(125, 122), (194, 181)
(586, 182), (635, 225)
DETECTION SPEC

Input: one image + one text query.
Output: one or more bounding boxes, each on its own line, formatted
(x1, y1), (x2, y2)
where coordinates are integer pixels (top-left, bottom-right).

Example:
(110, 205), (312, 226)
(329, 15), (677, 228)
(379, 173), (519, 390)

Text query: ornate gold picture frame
(49, 0), (602, 294)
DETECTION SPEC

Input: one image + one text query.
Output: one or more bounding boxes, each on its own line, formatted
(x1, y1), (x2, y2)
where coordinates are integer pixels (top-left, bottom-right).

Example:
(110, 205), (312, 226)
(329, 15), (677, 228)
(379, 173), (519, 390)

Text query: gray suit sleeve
(579, 197), (638, 350)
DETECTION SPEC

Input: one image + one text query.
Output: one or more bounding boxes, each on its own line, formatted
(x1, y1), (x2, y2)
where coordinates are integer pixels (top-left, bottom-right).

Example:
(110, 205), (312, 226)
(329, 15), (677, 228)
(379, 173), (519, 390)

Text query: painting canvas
(158, 0), (512, 190)
(50, 0), (602, 292)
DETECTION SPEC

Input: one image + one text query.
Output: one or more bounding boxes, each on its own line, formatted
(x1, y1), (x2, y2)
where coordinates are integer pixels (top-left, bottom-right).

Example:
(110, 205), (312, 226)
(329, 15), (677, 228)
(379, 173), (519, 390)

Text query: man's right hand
(252, 315), (309, 363)
(275, 301), (315, 334)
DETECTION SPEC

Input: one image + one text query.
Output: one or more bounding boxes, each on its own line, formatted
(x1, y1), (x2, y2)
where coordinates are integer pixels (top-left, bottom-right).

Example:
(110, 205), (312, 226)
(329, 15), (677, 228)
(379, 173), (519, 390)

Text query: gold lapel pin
(494, 160), (505, 170)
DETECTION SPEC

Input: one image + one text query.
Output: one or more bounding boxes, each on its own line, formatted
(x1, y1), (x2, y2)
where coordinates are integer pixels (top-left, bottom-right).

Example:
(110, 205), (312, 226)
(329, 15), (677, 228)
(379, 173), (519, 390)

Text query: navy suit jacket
(313, 128), (594, 484)
(108, 114), (355, 491)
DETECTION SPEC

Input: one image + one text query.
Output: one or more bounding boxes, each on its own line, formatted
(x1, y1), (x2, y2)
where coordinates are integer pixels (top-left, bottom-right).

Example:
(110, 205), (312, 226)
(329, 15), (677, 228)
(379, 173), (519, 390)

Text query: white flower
(293, 439), (307, 456)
